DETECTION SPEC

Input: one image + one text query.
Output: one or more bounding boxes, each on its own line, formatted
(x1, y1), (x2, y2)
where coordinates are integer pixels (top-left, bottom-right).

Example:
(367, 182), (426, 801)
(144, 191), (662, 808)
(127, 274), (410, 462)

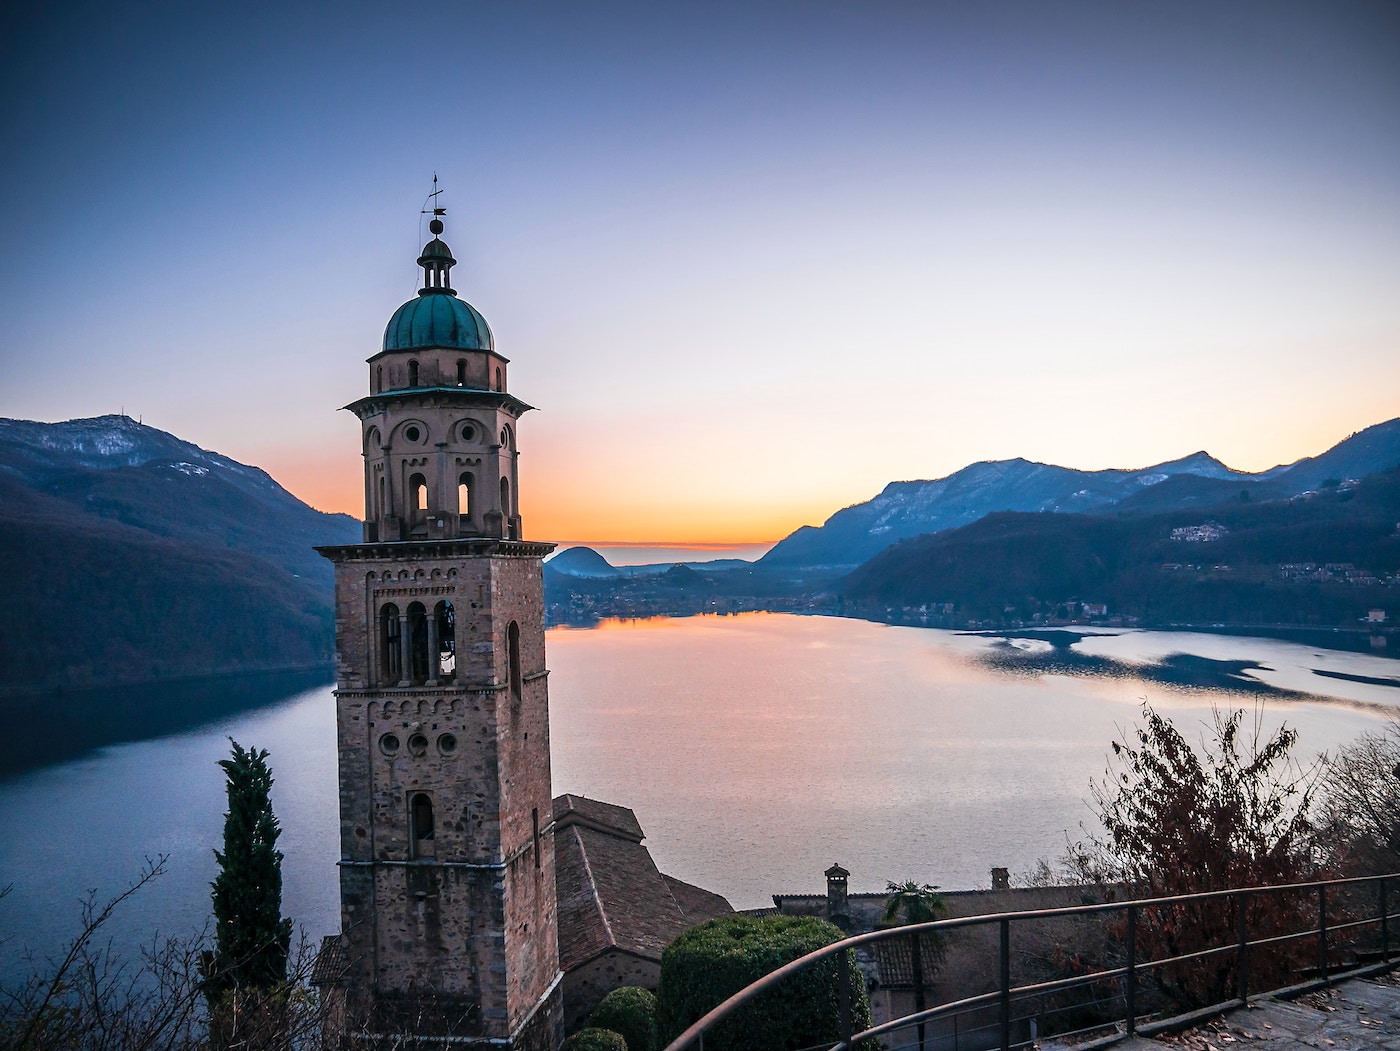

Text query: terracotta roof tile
(554, 794), (644, 842)
(664, 875), (734, 925)
(553, 794), (733, 972)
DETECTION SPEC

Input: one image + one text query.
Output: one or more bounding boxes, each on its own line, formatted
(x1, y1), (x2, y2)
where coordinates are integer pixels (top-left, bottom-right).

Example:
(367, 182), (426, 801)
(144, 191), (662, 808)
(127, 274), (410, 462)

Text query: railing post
(1125, 904), (1137, 1037)
(912, 929), (927, 1051)
(1236, 889), (1249, 1005)
(1318, 884), (1329, 985)
(999, 917), (1011, 1051)
(837, 947), (853, 1047)
(1382, 878), (1390, 964)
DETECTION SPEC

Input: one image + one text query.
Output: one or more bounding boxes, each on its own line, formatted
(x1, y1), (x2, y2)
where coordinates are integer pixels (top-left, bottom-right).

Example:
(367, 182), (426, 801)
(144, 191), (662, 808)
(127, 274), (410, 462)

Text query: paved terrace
(1046, 972), (1400, 1051)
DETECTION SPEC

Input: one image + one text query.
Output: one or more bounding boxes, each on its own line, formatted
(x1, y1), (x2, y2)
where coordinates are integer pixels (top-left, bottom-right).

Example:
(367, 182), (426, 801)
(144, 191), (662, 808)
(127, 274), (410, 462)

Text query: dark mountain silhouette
(544, 546), (620, 578)
(1264, 418), (1400, 491)
(0, 415), (360, 696)
(761, 418), (1400, 568)
(840, 466), (1400, 627)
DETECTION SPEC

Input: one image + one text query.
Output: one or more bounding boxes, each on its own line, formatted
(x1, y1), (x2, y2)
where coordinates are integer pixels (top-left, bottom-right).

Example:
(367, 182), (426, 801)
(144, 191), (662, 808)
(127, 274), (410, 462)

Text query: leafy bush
(1071, 702), (1319, 1008)
(589, 986), (657, 1051)
(1076, 704), (1316, 895)
(563, 1028), (628, 1051)
(656, 914), (873, 1050)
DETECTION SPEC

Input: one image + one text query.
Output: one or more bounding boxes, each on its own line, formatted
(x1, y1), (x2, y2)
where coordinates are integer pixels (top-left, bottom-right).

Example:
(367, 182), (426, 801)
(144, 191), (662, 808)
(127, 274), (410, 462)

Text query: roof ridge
(572, 825), (615, 950)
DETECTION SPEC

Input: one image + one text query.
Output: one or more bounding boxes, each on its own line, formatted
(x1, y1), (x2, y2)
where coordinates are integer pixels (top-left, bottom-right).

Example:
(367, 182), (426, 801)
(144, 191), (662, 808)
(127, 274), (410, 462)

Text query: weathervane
(422, 172), (447, 227)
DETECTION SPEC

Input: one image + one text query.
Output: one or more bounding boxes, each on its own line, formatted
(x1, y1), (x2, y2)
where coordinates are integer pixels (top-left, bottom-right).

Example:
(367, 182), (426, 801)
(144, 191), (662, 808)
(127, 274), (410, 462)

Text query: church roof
(382, 292), (493, 353)
(553, 794), (733, 972)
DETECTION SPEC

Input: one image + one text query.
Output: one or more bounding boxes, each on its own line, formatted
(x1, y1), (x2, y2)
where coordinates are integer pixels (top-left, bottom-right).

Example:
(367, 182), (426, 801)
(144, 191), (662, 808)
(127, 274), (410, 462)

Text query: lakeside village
(544, 522), (1398, 636)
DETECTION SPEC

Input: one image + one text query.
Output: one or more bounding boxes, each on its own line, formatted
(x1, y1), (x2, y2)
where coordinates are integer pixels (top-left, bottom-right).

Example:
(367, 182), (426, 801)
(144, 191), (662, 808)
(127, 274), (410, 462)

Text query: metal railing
(662, 872), (1399, 1051)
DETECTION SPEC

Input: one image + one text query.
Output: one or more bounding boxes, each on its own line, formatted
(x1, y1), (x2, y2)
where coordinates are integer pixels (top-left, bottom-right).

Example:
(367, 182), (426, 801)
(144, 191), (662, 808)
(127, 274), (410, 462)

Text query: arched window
(410, 473), (428, 513)
(436, 600), (455, 679)
(507, 620), (522, 701)
(410, 793), (434, 854)
(494, 366), (502, 392)
(407, 602), (429, 684)
(380, 604), (401, 683)
(376, 365), (383, 392)
(378, 475), (386, 519)
(458, 472), (472, 517)
(408, 360), (419, 387)
(500, 476), (511, 518)
(457, 359), (467, 386)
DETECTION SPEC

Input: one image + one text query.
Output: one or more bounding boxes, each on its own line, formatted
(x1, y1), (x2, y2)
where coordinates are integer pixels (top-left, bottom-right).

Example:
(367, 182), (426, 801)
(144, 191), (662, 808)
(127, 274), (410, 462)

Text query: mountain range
(0, 415), (359, 696)
(760, 418), (1400, 568)
(5, 412), (1398, 696)
(841, 465), (1400, 626)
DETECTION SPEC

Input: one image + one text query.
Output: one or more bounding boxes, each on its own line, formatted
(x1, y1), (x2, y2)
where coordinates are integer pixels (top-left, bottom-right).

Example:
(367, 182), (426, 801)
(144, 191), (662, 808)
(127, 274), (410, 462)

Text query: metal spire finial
(422, 173), (446, 235)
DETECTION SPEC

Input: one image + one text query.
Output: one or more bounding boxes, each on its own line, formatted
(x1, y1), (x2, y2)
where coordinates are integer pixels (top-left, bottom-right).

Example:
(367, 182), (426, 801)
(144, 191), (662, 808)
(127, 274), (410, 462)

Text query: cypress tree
(207, 739), (291, 999)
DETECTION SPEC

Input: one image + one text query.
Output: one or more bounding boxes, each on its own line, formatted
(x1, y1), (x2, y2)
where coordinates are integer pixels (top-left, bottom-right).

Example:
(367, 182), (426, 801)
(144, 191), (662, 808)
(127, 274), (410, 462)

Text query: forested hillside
(841, 468), (1400, 626)
(0, 416), (360, 696)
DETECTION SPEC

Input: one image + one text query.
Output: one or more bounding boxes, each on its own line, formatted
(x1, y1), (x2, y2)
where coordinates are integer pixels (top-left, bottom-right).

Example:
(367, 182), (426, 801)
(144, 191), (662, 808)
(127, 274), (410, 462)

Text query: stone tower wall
(488, 555), (560, 1030)
(324, 543), (559, 1043)
(369, 347), (509, 394)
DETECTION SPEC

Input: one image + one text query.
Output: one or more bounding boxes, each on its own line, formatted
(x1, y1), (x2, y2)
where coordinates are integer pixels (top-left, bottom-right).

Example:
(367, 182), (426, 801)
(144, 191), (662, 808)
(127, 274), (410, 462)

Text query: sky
(2, 2), (1398, 545)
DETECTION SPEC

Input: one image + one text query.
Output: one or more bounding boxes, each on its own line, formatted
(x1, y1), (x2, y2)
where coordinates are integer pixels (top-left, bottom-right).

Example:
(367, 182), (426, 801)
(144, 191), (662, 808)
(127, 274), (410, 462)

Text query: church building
(316, 214), (563, 1048)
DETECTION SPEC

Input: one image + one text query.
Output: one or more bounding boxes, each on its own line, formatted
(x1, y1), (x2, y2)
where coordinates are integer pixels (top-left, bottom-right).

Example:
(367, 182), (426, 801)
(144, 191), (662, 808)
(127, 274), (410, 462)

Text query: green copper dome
(382, 221), (494, 352)
(383, 293), (494, 352)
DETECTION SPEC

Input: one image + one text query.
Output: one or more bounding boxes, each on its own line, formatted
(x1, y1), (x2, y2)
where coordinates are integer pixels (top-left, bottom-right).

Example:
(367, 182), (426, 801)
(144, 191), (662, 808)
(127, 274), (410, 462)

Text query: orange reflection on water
(545, 613), (1393, 910)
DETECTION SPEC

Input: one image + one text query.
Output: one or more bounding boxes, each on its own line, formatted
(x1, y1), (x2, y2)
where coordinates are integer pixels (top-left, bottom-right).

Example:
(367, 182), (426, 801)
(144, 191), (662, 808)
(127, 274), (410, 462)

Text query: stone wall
(324, 541), (559, 1046)
(562, 951), (661, 1032)
(367, 347), (509, 395)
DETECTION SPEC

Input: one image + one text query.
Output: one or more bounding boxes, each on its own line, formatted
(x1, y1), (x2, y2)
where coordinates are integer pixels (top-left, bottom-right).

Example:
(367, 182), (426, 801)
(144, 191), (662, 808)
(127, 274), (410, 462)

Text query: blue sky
(2, 2), (1397, 540)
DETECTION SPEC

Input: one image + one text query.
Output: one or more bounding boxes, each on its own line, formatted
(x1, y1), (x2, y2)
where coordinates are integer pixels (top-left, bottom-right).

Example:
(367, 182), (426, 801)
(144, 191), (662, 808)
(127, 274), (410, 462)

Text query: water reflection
(546, 615), (1396, 914)
(1, 615), (1395, 981)
(0, 668), (334, 779)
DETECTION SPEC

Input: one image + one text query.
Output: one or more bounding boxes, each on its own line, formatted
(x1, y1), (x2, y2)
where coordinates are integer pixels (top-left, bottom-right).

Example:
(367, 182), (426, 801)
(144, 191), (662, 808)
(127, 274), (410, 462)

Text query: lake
(1, 614), (1396, 979)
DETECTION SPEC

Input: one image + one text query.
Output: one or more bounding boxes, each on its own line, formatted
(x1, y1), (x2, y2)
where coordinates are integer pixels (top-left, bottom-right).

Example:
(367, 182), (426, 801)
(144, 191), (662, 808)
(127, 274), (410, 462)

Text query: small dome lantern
(418, 217), (456, 295)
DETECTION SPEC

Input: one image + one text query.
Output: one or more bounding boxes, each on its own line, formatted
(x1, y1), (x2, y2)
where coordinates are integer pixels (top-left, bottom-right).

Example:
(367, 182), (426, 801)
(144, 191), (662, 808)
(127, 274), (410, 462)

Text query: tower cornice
(316, 538), (556, 563)
(344, 388), (536, 420)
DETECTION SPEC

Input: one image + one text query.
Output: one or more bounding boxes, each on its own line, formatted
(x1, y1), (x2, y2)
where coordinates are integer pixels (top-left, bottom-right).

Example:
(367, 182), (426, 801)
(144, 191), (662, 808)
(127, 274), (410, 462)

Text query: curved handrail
(661, 870), (1400, 1051)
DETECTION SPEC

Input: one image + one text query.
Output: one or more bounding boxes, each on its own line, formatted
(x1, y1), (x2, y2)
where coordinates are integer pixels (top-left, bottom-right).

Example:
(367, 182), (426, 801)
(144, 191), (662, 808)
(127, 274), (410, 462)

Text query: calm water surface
(1, 615), (1396, 977)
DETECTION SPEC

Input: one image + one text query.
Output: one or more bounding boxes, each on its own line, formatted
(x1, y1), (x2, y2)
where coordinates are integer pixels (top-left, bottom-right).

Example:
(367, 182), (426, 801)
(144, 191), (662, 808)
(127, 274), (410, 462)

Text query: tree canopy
(1075, 703), (1317, 895)
(208, 740), (292, 999)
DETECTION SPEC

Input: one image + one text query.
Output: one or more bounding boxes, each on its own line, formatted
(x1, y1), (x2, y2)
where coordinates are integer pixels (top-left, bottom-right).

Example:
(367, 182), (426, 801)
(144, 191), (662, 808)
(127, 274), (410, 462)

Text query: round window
(379, 733), (400, 755)
(438, 733), (458, 755)
(404, 426), (421, 443)
(408, 733), (429, 756)
(461, 424), (475, 442)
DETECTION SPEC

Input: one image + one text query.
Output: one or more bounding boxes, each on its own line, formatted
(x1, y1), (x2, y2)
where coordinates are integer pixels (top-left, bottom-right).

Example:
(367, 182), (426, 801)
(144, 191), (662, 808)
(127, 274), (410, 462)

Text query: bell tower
(317, 212), (562, 1049)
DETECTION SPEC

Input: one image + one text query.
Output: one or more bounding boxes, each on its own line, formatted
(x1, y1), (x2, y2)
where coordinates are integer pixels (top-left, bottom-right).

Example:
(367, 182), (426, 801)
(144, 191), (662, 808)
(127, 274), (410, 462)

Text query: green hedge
(590, 986), (657, 1051)
(656, 915), (873, 1051)
(562, 1028), (628, 1051)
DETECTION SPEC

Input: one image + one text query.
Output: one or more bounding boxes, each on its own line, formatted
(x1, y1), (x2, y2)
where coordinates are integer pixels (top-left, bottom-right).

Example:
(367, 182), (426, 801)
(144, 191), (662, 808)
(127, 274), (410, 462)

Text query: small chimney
(991, 867), (1010, 892)
(825, 863), (850, 917)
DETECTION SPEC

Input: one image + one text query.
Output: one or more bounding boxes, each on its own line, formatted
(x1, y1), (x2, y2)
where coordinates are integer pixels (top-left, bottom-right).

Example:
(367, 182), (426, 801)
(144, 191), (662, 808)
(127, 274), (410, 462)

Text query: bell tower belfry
(317, 212), (562, 1049)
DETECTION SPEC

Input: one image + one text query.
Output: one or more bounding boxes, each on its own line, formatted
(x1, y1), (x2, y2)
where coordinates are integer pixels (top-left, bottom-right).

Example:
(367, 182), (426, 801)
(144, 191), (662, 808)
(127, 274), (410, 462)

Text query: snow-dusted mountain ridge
(760, 418), (1400, 568)
(0, 414), (299, 508)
